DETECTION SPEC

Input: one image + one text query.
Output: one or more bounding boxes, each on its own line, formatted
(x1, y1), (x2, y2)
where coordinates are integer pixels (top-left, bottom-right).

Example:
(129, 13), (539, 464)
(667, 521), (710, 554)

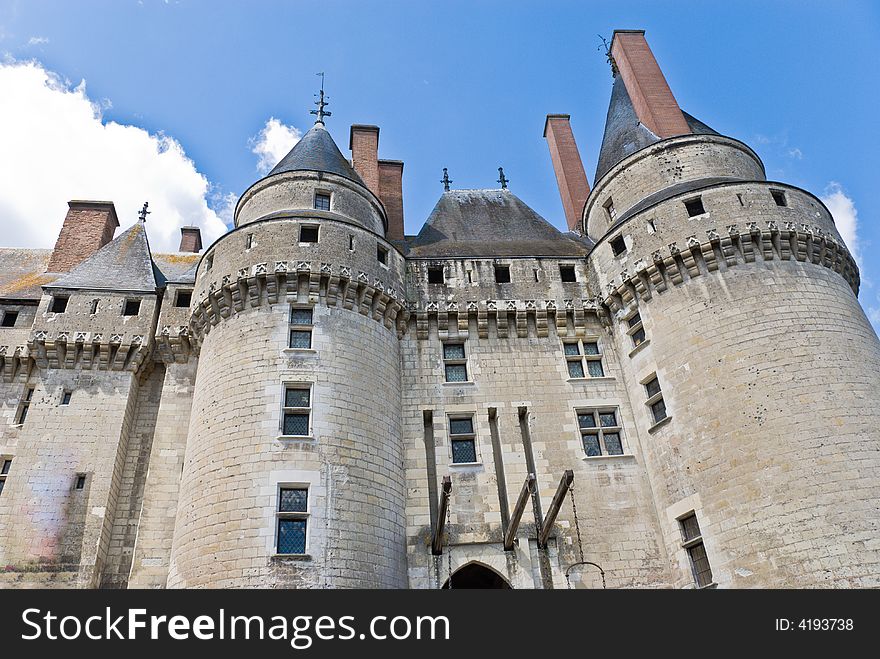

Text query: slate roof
(594, 76), (719, 184)
(268, 123), (365, 186)
(407, 189), (592, 258)
(47, 221), (158, 293)
(153, 253), (200, 285)
(0, 248), (56, 301)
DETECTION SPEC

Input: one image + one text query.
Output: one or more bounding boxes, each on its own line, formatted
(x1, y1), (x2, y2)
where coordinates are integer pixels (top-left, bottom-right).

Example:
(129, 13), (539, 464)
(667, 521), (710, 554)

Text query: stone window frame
(1, 309), (18, 328)
(494, 263), (511, 284)
(280, 383), (313, 440)
(609, 234), (627, 257)
(377, 244), (389, 267)
(288, 305), (314, 351)
(603, 197), (616, 222)
(442, 342), (469, 383)
(575, 407), (627, 458)
(299, 224), (320, 244)
(275, 483), (311, 556)
(559, 264), (577, 283)
(447, 413), (480, 465)
(625, 311), (647, 352)
(684, 195), (707, 218)
(122, 298), (141, 316)
(174, 289), (193, 308)
(60, 390), (72, 406)
(770, 188), (787, 207)
(74, 474), (86, 490)
(313, 190), (332, 211)
(427, 264), (445, 284)
(0, 456), (11, 496)
(563, 337), (606, 380)
(49, 294), (69, 314)
(15, 387), (34, 426)
(245, 232), (255, 250)
(642, 373), (670, 431)
(678, 511), (715, 589)
(89, 299), (100, 315)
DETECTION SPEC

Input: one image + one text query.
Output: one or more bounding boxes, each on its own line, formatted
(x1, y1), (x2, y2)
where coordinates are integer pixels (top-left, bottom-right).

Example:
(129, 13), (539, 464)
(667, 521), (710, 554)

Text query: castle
(1, 30), (878, 589)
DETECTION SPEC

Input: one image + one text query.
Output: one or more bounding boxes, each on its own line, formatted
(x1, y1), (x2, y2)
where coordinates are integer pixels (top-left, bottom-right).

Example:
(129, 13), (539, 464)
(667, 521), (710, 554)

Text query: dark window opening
(1, 459), (11, 475)
(282, 386), (311, 436)
(349, 235), (355, 251)
(685, 197), (706, 217)
(300, 225), (319, 243)
(314, 192), (331, 211)
(680, 513), (713, 588)
(75, 474), (86, 490)
(1, 311), (18, 327)
(175, 290), (193, 308)
(16, 388), (33, 425)
(603, 198), (616, 221)
(123, 299), (141, 316)
(494, 265), (511, 283)
(428, 267), (444, 284)
(610, 235), (627, 256)
(61, 391), (72, 406)
(277, 486), (309, 555)
(560, 265), (577, 282)
(771, 189), (787, 207)
(50, 295), (69, 313)
(245, 233), (254, 249)
(90, 299), (99, 314)
(377, 245), (388, 265)
(450, 416), (477, 463)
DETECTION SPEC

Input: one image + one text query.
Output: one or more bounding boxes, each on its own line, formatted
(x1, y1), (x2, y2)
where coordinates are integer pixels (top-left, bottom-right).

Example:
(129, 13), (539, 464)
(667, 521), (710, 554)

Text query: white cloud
(787, 147), (803, 160)
(0, 58), (229, 253)
(250, 117), (301, 175)
(820, 182), (860, 265)
(27, 36), (49, 46)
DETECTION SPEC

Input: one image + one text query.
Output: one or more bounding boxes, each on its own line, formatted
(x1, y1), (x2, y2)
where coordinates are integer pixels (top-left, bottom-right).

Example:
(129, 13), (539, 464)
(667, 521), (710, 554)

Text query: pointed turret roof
(47, 221), (157, 292)
(407, 189), (591, 258)
(267, 123), (365, 186)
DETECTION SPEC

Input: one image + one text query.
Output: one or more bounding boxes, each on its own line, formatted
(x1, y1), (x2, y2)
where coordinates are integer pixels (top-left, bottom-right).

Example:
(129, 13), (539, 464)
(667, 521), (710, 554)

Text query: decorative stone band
(154, 325), (192, 364)
(0, 345), (29, 382)
(602, 220), (859, 314)
(407, 296), (608, 341)
(26, 331), (151, 372)
(188, 261), (408, 349)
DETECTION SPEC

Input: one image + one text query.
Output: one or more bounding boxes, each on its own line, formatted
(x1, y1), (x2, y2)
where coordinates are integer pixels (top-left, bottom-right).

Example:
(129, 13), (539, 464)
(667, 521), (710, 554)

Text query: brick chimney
(609, 30), (691, 138)
(47, 200), (119, 272)
(349, 125), (380, 193)
(543, 114), (591, 232)
(179, 226), (203, 253)
(378, 160), (405, 241)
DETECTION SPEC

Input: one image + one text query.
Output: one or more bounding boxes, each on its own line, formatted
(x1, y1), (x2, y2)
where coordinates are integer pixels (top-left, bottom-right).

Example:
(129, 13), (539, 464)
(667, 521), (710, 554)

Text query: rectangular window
(377, 245), (388, 265)
(443, 343), (468, 382)
(175, 290), (193, 308)
(685, 197), (706, 217)
(603, 198), (616, 221)
(277, 486), (309, 554)
(0, 458), (10, 496)
(75, 474), (86, 490)
(559, 265), (577, 282)
(204, 254), (213, 273)
(16, 388), (33, 425)
(626, 312), (647, 348)
(50, 295), (69, 313)
(610, 235), (627, 256)
(563, 339), (605, 378)
(123, 299), (141, 316)
(90, 299), (100, 315)
(645, 375), (668, 424)
(1, 310), (17, 327)
(428, 266), (444, 284)
(577, 409), (625, 457)
(449, 416), (477, 464)
(299, 225), (320, 243)
(245, 233), (255, 249)
(494, 264), (511, 283)
(282, 385), (311, 437)
(288, 306), (313, 349)
(61, 390), (72, 406)
(680, 512), (713, 588)
(770, 189), (787, 207)
(314, 192), (331, 211)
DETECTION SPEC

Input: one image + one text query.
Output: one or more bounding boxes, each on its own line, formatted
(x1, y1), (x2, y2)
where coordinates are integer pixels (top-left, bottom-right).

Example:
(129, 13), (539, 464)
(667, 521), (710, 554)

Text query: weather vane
(138, 201), (150, 222)
(497, 167), (509, 189)
(441, 168), (452, 192)
(310, 72), (331, 124)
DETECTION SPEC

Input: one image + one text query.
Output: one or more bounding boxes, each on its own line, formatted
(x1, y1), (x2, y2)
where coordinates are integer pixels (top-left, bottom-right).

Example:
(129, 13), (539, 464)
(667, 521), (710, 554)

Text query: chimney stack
(350, 124), (406, 240)
(544, 114), (591, 233)
(179, 226), (203, 253)
(349, 125), (381, 194)
(378, 160), (405, 241)
(47, 200), (119, 272)
(609, 30), (691, 138)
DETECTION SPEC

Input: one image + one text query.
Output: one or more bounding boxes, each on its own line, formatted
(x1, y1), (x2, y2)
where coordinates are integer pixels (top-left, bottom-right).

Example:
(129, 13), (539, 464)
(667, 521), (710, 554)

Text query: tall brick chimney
(349, 125), (380, 193)
(47, 200), (119, 272)
(179, 226), (203, 253)
(543, 114), (591, 232)
(378, 160), (405, 241)
(609, 30), (691, 138)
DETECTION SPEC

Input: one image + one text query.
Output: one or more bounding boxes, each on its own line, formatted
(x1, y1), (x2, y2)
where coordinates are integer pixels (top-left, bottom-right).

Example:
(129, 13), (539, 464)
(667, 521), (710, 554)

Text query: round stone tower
(586, 31), (880, 588)
(167, 114), (409, 588)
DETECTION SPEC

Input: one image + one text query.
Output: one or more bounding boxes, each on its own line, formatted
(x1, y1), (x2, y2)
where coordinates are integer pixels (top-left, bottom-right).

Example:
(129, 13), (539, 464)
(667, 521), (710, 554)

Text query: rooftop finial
(598, 34), (617, 76)
(138, 201), (150, 223)
(497, 167), (509, 189)
(441, 168), (452, 192)
(311, 72), (331, 125)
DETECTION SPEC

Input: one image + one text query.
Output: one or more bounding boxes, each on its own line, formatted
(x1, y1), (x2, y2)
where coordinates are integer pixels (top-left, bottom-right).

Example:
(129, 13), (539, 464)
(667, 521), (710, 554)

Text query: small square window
(563, 343), (581, 357)
(300, 225), (319, 243)
(559, 265), (577, 282)
(278, 519), (307, 554)
(75, 474), (86, 490)
(685, 197), (706, 217)
(123, 299), (141, 316)
(449, 417), (474, 435)
(50, 295), (69, 313)
(289, 330), (312, 349)
(314, 192), (331, 211)
(285, 388), (310, 408)
(377, 245), (388, 265)
(610, 235), (627, 256)
(771, 189), (787, 207)
(175, 291), (192, 308)
(567, 360), (585, 378)
(61, 391), (72, 406)
(290, 308), (313, 325)
(1, 310), (17, 327)
(428, 267), (444, 284)
(280, 487), (309, 513)
(577, 413), (597, 429)
(443, 344), (465, 360)
(494, 265), (511, 283)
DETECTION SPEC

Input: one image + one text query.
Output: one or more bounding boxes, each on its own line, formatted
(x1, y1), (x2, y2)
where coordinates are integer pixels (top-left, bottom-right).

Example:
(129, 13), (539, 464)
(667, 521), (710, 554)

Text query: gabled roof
(0, 248), (56, 300)
(407, 189), (591, 258)
(268, 123), (365, 186)
(594, 75), (719, 183)
(47, 221), (157, 293)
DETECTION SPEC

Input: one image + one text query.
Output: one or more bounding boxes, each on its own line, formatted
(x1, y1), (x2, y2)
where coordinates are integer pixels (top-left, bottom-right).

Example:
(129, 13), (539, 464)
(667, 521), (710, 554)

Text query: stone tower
(584, 30), (880, 587)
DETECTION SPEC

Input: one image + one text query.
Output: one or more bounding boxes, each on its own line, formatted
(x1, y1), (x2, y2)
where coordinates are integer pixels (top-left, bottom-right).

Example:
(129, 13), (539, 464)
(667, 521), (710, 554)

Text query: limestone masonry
(1, 30), (878, 589)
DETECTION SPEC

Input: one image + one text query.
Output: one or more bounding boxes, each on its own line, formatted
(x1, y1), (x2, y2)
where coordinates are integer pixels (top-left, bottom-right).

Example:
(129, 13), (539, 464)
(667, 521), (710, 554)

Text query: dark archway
(442, 563), (512, 589)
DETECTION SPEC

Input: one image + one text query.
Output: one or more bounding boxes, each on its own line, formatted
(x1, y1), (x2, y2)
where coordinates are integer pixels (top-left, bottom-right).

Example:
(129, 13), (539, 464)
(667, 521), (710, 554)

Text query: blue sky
(0, 0), (878, 328)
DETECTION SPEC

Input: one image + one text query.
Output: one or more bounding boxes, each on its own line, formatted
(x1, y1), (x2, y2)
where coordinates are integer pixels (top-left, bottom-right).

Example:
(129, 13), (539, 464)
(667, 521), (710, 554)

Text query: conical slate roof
(47, 221), (157, 292)
(268, 123), (365, 185)
(594, 75), (719, 183)
(407, 189), (591, 258)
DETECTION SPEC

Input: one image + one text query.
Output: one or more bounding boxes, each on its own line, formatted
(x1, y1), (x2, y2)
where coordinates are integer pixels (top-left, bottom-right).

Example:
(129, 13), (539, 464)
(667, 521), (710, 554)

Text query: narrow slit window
(289, 307), (313, 349)
(610, 235), (627, 256)
(680, 512), (714, 588)
(685, 197), (706, 217)
(123, 299), (141, 316)
(577, 409), (625, 457)
(314, 192), (331, 211)
(90, 299), (100, 315)
(449, 416), (477, 464)
(75, 474), (86, 490)
(1, 310), (18, 327)
(282, 385), (312, 437)
(204, 254), (213, 273)
(277, 486), (309, 554)
(349, 234), (355, 251)
(16, 388), (33, 425)
(50, 295), (69, 313)
(559, 265), (577, 282)
(0, 458), (11, 496)
(494, 264), (511, 283)
(245, 233), (255, 249)
(443, 343), (468, 382)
